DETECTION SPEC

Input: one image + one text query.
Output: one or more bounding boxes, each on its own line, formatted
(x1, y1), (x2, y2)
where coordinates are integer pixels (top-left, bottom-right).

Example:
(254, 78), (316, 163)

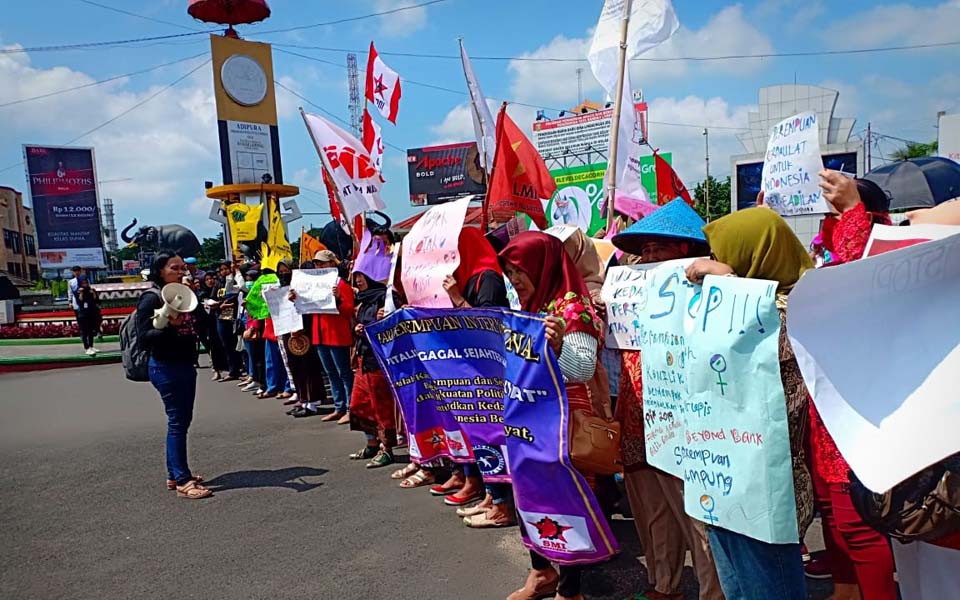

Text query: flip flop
(167, 475), (203, 490)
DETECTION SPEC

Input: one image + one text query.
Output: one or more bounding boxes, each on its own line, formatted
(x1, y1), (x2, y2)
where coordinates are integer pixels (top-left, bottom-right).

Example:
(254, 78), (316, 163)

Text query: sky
(1, 0), (958, 241)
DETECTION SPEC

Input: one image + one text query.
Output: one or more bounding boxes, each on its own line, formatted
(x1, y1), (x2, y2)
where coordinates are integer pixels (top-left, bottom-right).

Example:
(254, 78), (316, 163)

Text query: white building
(730, 84), (863, 247)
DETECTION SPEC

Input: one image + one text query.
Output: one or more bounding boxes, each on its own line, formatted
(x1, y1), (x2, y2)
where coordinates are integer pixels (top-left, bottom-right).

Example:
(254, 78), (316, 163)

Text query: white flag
(365, 41), (402, 124)
(301, 110), (385, 220)
(460, 39), (497, 174)
(588, 0), (679, 197)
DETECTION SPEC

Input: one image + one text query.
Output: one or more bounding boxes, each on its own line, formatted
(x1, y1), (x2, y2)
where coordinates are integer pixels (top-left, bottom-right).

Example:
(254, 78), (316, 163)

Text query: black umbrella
(862, 157), (960, 210)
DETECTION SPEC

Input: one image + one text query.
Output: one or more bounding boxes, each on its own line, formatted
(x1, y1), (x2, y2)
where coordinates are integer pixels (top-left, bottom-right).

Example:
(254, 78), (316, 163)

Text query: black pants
(530, 551), (582, 597)
(76, 314), (98, 349)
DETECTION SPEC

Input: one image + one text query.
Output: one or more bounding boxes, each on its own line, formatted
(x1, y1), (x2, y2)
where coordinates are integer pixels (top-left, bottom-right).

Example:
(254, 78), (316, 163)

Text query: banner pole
(299, 225), (305, 264)
(604, 0), (633, 234)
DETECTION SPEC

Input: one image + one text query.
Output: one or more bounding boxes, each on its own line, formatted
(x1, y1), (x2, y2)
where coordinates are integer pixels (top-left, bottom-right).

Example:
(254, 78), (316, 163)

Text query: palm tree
(892, 141), (938, 161)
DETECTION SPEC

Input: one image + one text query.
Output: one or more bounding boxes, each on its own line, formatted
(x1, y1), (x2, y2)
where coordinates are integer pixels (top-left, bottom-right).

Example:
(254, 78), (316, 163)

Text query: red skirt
(349, 366), (397, 448)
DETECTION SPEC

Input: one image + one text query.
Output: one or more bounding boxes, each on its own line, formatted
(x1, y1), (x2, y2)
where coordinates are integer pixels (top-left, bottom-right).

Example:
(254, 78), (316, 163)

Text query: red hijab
(454, 227), (502, 293)
(499, 231), (601, 339)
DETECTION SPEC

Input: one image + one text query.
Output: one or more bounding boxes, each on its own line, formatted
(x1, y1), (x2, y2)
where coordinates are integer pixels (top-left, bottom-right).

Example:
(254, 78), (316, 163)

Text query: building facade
(730, 84), (862, 247)
(0, 186), (40, 281)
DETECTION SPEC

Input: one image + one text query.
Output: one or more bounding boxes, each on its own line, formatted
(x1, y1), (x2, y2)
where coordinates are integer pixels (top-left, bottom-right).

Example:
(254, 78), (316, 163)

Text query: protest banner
(634, 260), (697, 478)
(504, 310), (619, 565)
(761, 111), (828, 217)
(263, 285), (302, 336)
(789, 233), (960, 493)
(862, 223), (960, 258)
(365, 308), (508, 473)
(289, 268), (339, 314)
(366, 307), (618, 564)
(400, 196), (471, 307)
(683, 275), (797, 544)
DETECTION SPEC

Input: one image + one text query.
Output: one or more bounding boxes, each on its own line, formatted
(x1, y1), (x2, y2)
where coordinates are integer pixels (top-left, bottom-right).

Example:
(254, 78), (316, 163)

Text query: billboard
(939, 113), (960, 163)
(406, 142), (486, 206)
(543, 153), (671, 236)
(735, 151), (858, 212)
(533, 102), (648, 160)
(22, 145), (106, 269)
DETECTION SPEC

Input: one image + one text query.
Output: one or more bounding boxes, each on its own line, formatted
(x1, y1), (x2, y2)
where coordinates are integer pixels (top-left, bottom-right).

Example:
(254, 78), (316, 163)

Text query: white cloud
(508, 5), (773, 107)
(429, 101), (537, 147)
(374, 0), (428, 38)
(822, 1), (960, 48)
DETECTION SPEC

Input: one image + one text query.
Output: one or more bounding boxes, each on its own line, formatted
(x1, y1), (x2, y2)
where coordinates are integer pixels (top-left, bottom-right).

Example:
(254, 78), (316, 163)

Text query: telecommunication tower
(347, 53), (362, 139)
(101, 197), (118, 252)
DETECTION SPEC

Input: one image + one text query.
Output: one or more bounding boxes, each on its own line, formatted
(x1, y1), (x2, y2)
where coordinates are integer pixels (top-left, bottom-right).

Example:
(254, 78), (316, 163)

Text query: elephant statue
(120, 219), (202, 258)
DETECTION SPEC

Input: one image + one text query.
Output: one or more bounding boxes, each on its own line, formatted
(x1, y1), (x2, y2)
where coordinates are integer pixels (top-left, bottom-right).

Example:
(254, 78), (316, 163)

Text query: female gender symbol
(709, 354), (728, 396)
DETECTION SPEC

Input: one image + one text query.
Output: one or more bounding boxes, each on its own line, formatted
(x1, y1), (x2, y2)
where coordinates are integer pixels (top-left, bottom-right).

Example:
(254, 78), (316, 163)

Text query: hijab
(454, 227), (502, 294)
(499, 231), (600, 339)
(703, 208), (813, 293)
(354, 272), (387, 307)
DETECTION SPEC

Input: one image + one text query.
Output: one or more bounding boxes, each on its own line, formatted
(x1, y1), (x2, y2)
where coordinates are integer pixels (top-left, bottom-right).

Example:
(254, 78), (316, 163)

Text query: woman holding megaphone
(136, 253), (212, 500)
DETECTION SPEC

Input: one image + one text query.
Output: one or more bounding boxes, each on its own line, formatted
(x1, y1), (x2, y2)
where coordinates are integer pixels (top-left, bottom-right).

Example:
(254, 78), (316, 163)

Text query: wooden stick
(604, 0), (633, 234)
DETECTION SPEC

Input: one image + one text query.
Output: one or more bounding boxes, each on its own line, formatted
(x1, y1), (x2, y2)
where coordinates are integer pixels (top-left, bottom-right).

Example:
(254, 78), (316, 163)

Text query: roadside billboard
(533, 101), (648, 160)
(939, 113), (960, 163)
(22, 145), (106, 269)
(543, 153), (671, 236)
(406, 142), (486, 206)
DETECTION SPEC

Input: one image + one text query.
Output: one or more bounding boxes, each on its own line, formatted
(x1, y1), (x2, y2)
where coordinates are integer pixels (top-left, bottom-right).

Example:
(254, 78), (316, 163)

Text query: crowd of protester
(135, 170), (960, 599)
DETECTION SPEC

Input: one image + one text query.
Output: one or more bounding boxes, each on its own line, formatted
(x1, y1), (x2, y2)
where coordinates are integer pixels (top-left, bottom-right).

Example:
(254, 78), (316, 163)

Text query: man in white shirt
(67, 266), (83, 311)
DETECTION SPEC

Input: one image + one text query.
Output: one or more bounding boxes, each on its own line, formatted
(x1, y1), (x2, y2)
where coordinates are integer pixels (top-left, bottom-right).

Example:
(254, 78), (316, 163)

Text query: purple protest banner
(366, 308), (510, 480)
(367, 308), (619, 563)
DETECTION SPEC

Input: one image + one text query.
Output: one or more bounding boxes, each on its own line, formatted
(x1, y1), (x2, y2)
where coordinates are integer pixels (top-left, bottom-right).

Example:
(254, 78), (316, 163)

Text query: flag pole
(299, 225), (305, 264)
(460, 37), (492, 232)
(604, 0), (633, 234)
(299, 107), (359, 254)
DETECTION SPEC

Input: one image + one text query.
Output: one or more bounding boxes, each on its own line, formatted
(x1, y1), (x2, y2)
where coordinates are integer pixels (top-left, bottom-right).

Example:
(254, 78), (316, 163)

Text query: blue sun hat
(611, 198), (708, 255)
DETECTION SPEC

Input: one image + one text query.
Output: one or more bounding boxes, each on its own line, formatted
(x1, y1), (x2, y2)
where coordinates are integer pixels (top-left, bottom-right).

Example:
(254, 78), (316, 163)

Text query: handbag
(849, 454), (960, 543)
(288, 331), (311, 356)
(569, 410), (621, 476)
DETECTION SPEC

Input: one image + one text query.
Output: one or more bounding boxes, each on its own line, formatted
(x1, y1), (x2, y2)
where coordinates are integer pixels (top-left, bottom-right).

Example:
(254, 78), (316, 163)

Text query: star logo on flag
(373, 74), (388, 99)
(529, 517), (573, 542)
(429, 430), (445, 449)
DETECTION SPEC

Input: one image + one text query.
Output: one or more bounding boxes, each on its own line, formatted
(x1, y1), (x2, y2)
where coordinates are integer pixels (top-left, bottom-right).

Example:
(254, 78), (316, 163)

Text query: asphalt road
(0, 364), (831, 600)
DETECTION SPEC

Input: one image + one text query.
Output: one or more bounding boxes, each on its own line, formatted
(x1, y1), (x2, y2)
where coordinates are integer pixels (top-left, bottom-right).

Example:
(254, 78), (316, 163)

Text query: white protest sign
(862, 223), (960, 259)
(789, 233), (960, 492)
(382, 250), (400, 316)
(263, 285), (303, 336)
(761, 111), (828, 216)
(290, 268), (339, 314)
(601, 265), (648, 350)
(400, 195), (471, 308)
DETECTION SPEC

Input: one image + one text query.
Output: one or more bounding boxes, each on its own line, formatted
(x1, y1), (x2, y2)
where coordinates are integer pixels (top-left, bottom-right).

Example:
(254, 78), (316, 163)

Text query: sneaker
(240, 382), (259, 392)
(237, 377), (252, 387)
(84, 348), (95, 356)
(366, 450), (395, 469)
(90, 347), (100, 353)
(803, 556), (833, 580)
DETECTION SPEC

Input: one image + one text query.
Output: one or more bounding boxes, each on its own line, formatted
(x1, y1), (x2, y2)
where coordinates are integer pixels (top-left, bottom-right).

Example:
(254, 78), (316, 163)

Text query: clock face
(220, 54), (267, 107)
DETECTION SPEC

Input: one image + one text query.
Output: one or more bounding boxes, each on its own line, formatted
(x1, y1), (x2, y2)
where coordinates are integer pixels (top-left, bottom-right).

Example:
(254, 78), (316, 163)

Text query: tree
(892, 140), (938, 161)
(196, 232), (226, 269)
(692, 175), (732, 222)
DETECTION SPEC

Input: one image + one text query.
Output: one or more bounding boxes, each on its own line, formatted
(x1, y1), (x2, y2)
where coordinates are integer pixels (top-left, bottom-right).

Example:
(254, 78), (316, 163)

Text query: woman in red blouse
(311, 251), (356, 424)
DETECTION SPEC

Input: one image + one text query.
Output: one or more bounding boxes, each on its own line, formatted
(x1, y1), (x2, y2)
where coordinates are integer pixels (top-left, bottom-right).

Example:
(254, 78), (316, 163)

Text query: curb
(0, 335), (121, 347)
(0, 352), (121, 374)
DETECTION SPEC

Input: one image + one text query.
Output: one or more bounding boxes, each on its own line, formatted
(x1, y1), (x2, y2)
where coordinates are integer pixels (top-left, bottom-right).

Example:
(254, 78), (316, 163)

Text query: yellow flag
(299, 231), (326, 264)
(224, 202), (263, 253)
(261, 201), (292, 271)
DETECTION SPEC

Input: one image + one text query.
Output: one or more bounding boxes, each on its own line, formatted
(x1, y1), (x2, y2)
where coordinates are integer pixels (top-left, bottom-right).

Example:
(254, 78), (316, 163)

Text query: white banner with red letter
(365, 42), (401, 124)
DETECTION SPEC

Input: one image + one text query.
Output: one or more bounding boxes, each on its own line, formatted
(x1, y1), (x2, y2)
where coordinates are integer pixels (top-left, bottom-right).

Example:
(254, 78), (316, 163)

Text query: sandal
(399, 469), (436, 489)
(349, 446), (379, 460)
(211, 372), (222, 382)
(167, 475), (202, 490)
(463, 513), (515, 528)
(391, 463), (419, 480)
(176, 480), (213, 499)
(277, 392), (293, 399)
(257, 391), (277, 399)
(366, 450), (395, 469)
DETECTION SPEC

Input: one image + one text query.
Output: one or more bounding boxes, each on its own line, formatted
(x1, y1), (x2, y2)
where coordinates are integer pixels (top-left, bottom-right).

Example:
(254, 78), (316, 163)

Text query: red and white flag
(365, 41), (402, 124)
(301, 109), (385, 220)
(361, 108), (385, 180)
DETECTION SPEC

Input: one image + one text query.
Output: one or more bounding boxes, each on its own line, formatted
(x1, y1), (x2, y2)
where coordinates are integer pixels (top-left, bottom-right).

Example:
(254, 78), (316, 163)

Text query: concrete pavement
(0, 364), (830, 599)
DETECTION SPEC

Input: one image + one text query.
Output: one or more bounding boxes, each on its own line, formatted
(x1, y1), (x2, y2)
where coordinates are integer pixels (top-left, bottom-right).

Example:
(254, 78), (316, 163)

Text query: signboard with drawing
(543, 154), (670, 236)
(400, 196), (472, 307)
(532, 101), (648, 160)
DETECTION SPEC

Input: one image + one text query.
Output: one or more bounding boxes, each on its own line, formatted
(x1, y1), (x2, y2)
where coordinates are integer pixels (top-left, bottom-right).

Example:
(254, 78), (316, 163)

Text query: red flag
(654, 153), (693, 206)
(487, 105), (555, 228)
(365, 42), (402, 124)
(361, 108), (385, 180)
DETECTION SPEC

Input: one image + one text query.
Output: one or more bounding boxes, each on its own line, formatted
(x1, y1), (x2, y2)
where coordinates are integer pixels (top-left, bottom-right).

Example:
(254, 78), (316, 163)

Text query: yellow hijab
(703, 208), (813, 293)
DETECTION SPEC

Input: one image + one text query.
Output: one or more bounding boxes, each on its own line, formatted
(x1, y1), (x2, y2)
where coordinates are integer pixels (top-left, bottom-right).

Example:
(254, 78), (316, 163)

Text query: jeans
(149, 358), (197, 485)
(245, 339), (266, 385)
(487, 483), (512, 505)
(77, 314), (98, 349)
(317, 345), (354, 413)
(264, 339), (289, 394)
(707, 526), (807, 600)
(216, 319), (242, 377)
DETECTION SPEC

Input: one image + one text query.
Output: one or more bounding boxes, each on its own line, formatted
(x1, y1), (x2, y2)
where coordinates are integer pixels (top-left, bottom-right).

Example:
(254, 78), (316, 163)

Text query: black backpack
(120, 288), (159, 382)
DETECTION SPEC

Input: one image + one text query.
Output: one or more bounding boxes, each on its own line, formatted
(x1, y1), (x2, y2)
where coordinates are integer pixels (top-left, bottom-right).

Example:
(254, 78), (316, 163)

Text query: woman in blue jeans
(137, 253), (212, 500)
